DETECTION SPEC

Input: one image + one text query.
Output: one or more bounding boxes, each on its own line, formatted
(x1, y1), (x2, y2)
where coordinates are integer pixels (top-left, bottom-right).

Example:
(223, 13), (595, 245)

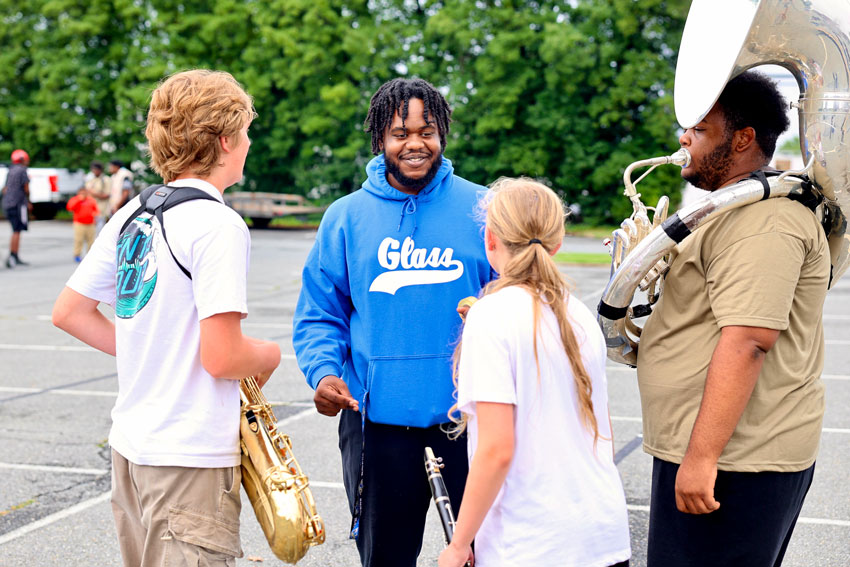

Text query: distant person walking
(84, 160), (110, 231)
(65, 187), (99, 262)
(107, 160), (134, 215)
(2, 149), (31, 268)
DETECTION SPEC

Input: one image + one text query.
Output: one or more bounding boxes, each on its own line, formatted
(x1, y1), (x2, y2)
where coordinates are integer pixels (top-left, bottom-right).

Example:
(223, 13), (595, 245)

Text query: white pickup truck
(0, 165), (86, 220)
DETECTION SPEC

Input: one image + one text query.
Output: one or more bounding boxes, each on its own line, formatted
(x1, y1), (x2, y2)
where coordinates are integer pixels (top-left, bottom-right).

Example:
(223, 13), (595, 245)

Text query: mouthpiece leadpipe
(623, 148), (691, 200)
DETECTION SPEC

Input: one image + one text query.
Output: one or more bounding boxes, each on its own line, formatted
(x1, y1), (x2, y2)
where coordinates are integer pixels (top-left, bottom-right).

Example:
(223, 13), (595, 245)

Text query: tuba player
(636, 71), (829, 567)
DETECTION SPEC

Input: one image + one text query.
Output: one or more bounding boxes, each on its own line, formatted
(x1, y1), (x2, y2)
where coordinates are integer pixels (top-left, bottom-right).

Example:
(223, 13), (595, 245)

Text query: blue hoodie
(293, 155), (493, 427)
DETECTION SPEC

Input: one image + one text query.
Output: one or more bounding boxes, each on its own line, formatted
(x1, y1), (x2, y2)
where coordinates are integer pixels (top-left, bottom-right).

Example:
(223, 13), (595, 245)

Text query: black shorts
(647, 457), (815, 567)
(5, 205), (28, 232)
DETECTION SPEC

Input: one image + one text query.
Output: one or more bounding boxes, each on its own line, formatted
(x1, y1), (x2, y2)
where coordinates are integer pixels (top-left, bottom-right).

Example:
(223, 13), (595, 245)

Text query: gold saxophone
(239, 376), (325, 563)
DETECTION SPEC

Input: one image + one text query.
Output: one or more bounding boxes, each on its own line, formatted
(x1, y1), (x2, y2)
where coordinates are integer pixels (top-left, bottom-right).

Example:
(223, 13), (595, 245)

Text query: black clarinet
(425, 447), (471, 566)
(425, 446), (458, 543)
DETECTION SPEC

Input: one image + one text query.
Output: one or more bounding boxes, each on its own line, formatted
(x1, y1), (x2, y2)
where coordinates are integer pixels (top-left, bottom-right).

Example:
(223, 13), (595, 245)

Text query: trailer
(224, 192), (327, 228)
(0, 165), (86, 220)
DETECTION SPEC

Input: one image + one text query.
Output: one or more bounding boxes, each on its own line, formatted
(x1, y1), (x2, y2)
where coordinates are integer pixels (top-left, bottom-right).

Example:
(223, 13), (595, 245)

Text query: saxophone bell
(240, 376), (325, 564)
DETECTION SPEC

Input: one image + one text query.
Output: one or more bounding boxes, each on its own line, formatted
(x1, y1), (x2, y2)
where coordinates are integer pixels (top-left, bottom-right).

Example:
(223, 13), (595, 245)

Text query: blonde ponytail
(448, 177), (600, 445)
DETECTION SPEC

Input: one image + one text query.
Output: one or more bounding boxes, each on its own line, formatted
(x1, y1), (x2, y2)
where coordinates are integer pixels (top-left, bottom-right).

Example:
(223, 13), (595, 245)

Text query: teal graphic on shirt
(116, 216), (158, 318)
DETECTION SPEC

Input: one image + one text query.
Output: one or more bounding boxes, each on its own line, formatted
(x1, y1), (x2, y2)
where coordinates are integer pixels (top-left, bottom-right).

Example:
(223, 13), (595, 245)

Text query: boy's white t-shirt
(457, 286), (631, 567)
(67, 179), (250, 467)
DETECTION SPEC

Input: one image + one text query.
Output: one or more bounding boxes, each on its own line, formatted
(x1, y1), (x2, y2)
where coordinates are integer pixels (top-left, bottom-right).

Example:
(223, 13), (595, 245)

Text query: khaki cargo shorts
(110, 449), (243, 566)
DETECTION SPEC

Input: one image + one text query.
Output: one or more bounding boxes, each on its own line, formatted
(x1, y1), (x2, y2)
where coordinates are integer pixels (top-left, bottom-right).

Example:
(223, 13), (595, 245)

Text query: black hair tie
(528, 239), (542, 245)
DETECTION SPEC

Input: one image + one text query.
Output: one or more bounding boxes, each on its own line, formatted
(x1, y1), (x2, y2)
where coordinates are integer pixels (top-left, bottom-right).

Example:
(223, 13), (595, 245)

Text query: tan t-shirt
(637, 197), (829, 472)
(109, 168), (134, 212)
(85, 174), (110, 218)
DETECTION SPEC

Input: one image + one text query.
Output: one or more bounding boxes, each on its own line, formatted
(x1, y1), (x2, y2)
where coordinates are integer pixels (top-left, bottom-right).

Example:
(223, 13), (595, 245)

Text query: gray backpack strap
(118, 185), (220, 279)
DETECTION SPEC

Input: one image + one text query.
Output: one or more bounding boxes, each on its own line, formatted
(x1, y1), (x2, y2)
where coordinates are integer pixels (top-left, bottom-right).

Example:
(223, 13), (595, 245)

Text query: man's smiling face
(382, 97), (443, 195)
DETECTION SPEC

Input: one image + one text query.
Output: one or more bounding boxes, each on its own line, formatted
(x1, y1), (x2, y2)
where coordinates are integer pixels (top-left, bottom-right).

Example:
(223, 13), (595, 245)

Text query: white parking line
(622, 505), (850, 526)
(0, 344), (97, 352)
(2, 395), (848, 547)
(0, 492), (111, 547)
(0, 408), (319, 548)
(0, 386), (311, 406)
(0, 462), (108, 475)
(5, 385), (849, 434)
(309, 483), (850, 528)
(797, 517), (850, 527)
(0, 386), (117, 397)
(310, 481), (345, 489)
(243, 322), (293, 329)
(579, 284), (608, 305)
(277, 407), (317, 426)
(0, 344), (299, 360)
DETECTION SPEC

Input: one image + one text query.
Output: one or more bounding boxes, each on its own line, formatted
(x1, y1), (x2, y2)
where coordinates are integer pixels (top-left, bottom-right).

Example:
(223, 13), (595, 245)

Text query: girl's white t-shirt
(67, 179), (250, 467)
(457, 286), (631, 567)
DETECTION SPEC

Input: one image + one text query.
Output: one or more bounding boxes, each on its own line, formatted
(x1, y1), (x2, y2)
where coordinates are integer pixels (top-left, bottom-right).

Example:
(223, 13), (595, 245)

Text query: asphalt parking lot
(1, 220), (848, 566)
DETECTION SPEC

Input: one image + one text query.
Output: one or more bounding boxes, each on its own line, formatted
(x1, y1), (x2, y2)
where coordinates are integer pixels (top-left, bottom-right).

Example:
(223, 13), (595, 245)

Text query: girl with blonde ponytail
(439, 178), (631, 567)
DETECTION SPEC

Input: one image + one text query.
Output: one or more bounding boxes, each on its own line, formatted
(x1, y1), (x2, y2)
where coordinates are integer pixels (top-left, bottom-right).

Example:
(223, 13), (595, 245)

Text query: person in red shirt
(66, 188), (99, 262)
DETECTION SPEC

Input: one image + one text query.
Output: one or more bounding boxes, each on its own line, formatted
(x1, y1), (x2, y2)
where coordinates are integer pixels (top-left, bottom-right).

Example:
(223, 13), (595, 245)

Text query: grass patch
(268, 214), (322, 228)
(564, 222), (617, 239)
(244, 213), (324, 229)
(554, 251), (611, 265)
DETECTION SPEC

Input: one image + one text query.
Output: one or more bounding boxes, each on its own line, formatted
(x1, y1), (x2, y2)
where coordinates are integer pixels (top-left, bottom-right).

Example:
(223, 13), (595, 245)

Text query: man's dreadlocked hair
(364, 78), (452, 156)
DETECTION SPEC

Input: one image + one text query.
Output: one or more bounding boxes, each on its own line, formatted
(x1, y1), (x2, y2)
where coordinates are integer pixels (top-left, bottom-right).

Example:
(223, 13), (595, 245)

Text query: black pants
(647, 457), (815, 567)
(339, 409), (468, 567)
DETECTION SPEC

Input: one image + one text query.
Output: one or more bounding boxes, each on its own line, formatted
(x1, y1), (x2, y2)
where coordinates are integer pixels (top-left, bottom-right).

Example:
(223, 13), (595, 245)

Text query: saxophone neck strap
(118, 185), (221, 279)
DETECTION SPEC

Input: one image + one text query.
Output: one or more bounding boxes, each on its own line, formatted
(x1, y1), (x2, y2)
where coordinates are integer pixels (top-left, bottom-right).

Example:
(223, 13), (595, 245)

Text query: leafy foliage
(0, 0), (688, 222)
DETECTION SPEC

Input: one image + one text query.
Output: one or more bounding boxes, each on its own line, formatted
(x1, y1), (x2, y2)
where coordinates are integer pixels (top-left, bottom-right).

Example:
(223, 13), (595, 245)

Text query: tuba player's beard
(683, 134), (734, 191)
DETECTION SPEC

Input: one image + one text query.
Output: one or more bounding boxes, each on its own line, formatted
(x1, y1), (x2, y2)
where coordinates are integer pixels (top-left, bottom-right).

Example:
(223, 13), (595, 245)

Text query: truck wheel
(251, 217), (271, 229)
(32, 203), (58, 220)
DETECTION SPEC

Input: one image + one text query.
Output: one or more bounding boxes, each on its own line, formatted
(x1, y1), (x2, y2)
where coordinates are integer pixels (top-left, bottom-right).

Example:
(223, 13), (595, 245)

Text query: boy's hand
(254, 340), (280, 387)
(254, 370), (274, 388)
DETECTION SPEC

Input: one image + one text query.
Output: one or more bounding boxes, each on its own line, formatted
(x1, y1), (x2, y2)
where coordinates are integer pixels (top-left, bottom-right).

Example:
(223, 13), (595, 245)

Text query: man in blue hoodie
(293, 78), (493, 567)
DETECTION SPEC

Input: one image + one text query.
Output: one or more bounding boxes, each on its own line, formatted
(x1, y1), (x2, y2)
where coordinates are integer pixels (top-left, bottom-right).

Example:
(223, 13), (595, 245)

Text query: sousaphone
(597, 0), (850, 366)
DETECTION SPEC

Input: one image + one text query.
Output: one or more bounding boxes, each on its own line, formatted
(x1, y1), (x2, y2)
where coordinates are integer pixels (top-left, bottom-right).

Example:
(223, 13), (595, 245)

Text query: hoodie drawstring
(397, 196), (418, 235)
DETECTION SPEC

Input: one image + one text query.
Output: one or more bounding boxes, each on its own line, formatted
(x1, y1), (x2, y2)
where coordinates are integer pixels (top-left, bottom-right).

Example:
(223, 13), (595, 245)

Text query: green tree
(0, 0), (160, 169)
(416, 0), (689, 223)
(1, 0), (691, 226)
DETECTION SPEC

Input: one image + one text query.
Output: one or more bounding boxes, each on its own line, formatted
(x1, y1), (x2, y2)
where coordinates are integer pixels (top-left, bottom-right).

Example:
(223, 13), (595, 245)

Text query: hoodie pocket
(366, 354), (454, 427)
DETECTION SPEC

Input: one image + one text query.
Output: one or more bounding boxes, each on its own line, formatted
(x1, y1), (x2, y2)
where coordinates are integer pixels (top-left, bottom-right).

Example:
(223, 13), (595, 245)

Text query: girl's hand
(438, 542), (473, 567)
(456, 296), (477, 322)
